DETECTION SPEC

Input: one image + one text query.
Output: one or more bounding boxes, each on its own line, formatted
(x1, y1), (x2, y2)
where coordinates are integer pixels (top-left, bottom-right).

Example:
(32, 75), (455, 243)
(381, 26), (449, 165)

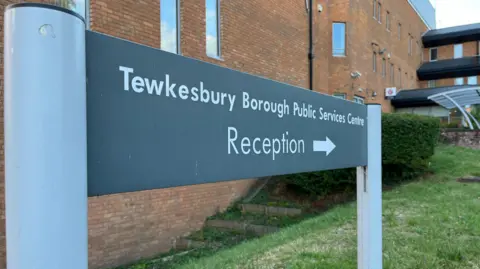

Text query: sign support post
(4, 4), (88, 269)
(357, 104), (382, 269)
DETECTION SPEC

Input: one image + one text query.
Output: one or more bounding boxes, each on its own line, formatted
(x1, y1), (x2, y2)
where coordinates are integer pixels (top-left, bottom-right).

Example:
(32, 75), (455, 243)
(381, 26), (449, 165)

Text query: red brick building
(0, 0), (436, 268)
(392, 23), (480, 123)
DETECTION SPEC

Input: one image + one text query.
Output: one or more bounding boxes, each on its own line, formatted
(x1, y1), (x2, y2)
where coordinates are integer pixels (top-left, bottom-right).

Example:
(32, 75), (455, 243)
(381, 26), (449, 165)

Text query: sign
(385, 87), (397, 98)
(86, 31), (368, 196)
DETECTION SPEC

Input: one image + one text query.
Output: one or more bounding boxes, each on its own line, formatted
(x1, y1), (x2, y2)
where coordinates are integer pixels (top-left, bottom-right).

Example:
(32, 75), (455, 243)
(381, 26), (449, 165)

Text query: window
(377, 2), (382, 23)
(332, 22), (346, 56)
(333, 93), (347, 99)
(206, 0), (221, 57)
(354, 96), (365, 104)
(382, 58), (386, 78)
(373, 0), (377, 19)
(398, 23), (401, 40)
(468, 76), (478, 85)
(398, 68), (402, 87)
(386, 11), (390, 31)
(373, 52), (377, 72)
(428, 80), (436, 88)
(430, 48), (438, 61)
(390, 63), (394, 82)
(408, 35), (412, 56)
(454, 44), (463, 59)
(161, 0), (180, 54)
(455, 77), (464, 85)
(55, 0), (88, 28)
(477, 41), (480, 56)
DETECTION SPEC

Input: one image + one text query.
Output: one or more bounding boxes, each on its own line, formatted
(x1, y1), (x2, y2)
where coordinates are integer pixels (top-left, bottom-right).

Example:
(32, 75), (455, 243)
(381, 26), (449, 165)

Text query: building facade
(393, 23), (480, 123)
(0, 0), (434, 268)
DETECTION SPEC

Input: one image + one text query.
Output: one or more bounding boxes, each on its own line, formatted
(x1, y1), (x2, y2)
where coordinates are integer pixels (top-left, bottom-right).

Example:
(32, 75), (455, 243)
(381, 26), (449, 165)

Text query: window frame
(429, 47), (438, 62)
(398, 23), (401, 40)
(390, 63), (394, 83)
(386, 11), (390, 31)
(354, 96), (365, 104)
(428, 80), (436, 88)
(332, 22), (347, 57)
(373, 52), (377, 72)
(382, 58), (386, 78)
(468, 76), (478, 85)
(206, 0), (222, 58)
(160, 0), (181, 54)
(398, 68), (402, 87)
(377, 2), (382, 23)
(333, 93), (347, 100)
(455, 77), (464, 85)
(85, 0), (90, 29)
(408, 35), (412, 56)
(454, 44), (463, 59)
(373, 0), (377, 19)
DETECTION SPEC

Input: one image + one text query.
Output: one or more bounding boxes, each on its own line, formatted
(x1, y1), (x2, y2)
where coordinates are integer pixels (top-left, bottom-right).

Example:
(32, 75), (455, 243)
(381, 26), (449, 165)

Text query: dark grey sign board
(86, 31), (368, 196)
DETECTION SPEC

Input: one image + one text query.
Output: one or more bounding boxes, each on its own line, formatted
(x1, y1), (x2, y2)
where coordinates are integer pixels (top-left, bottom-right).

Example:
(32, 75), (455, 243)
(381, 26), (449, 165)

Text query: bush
(281, 113), (440, 195)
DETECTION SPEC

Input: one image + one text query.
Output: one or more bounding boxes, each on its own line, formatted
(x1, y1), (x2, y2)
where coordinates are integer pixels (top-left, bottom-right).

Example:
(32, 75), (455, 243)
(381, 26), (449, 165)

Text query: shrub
(382, 113), (440, 169)
(281, 113), (440, 195)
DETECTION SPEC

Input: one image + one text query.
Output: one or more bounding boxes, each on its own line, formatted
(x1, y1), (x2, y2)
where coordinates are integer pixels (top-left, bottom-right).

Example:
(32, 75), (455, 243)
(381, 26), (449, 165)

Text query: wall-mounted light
(351, 71), (362, 79)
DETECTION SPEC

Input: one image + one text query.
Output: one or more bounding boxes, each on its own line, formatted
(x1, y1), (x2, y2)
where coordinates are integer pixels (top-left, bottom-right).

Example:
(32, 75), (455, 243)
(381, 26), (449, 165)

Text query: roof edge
(407, 0), (435, 30)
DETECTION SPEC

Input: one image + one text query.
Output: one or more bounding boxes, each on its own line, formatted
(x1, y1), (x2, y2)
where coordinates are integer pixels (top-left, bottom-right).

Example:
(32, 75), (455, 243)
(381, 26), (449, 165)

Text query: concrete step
(206, 219), (279, 236)
(240, 203), (302, 217)
(173, 237), (223, 251)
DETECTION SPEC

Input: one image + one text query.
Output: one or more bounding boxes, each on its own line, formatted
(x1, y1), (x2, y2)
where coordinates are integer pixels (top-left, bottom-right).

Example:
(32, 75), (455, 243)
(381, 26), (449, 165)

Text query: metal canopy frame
(428, 86), (480, 129)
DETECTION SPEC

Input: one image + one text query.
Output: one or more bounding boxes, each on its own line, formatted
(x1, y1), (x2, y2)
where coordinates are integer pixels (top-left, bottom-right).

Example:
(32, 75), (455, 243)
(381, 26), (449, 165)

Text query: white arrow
(313, 137), (336, 156)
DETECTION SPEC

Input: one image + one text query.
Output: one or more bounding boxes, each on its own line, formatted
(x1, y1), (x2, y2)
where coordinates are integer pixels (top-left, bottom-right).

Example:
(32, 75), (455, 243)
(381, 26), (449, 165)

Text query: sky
(430, 0), (480, 28)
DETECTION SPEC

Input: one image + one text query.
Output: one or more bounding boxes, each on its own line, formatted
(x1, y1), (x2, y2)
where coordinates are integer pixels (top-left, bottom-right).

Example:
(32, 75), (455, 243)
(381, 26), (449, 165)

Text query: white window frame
(468, 76), (477, 85)
(206, 0), (222, 58)
(429, 47), (438, 62)
(333, 93), (347, 99)
(377, 2), (382, 23)
(354, 96), (365, 104)
(455, 77), (464, 85)
(373, 0), (377, 19)
(454, 44), (463, 59)
(332, 22), (346, 57)
(428, 80), (436, 88)
(160, 0), (181, 54)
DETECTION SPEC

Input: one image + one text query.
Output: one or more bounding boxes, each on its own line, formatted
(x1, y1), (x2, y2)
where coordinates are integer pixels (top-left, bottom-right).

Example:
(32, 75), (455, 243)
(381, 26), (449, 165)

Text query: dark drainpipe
(308, 0), (315, 91)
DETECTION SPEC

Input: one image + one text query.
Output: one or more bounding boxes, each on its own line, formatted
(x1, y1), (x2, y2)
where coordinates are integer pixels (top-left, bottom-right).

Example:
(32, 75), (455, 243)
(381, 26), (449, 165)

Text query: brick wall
(326, 0), (428, 112)
(421, 41), (480, 87)
(440, 130), (480, 150)
(0, 0), (432, 268)
(88, 179), (256, 268)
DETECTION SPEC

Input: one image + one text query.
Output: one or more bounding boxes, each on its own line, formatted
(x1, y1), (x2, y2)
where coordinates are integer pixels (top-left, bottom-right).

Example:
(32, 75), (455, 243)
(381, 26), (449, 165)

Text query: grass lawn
(124, 145), (480, 269)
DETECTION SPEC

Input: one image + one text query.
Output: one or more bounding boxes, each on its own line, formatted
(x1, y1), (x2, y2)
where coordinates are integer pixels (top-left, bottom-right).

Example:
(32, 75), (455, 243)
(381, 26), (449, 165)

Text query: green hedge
(281, 113), (440, 196)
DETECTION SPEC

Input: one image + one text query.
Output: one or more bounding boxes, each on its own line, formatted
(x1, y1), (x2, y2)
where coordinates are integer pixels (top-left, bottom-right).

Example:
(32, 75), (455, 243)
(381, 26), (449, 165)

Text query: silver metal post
(358, 104), (382, 269)
(4, 4), (87, 269)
